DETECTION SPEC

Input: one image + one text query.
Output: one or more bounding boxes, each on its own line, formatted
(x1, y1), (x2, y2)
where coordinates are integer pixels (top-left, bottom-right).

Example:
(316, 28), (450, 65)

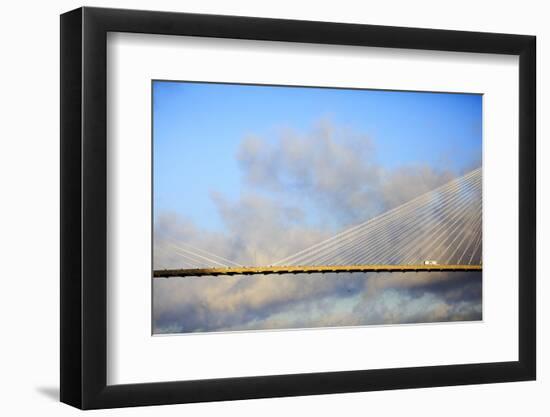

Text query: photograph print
(152, 81), (482, 335)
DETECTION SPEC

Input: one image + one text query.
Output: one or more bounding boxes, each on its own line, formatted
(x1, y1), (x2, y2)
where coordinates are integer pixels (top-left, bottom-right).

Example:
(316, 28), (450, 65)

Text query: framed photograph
(60, 6), (536, 409)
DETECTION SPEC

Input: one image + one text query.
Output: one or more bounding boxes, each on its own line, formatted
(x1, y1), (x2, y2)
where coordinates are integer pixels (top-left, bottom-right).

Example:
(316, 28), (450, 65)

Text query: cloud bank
(154, 271), (481, 333)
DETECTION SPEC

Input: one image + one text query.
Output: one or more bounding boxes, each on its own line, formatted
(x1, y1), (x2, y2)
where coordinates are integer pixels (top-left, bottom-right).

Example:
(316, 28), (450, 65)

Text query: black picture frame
(60, 6), (536, 410)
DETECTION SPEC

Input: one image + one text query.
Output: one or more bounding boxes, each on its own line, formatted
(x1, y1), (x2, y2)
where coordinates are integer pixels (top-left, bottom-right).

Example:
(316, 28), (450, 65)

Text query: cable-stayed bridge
(154, 168), (482, 278)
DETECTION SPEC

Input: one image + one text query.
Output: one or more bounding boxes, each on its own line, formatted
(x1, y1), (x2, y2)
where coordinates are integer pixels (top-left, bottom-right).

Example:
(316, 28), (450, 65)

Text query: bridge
(154, 168), (482, 278)
(154, 264), (482, 278)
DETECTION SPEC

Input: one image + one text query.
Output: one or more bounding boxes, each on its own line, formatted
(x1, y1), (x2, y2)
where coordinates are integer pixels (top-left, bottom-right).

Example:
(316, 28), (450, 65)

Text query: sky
(152, 80), (482, 334)
(153, 81), (482, 233)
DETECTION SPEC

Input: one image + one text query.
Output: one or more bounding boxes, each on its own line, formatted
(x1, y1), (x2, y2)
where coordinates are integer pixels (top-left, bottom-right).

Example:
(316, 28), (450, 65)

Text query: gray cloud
(153, 272), (481, 333)
(236, 120), (455, 228)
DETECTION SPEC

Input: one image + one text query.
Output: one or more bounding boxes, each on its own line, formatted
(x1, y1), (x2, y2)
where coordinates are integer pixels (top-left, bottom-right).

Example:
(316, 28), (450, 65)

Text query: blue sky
(153, 81), (482, 232)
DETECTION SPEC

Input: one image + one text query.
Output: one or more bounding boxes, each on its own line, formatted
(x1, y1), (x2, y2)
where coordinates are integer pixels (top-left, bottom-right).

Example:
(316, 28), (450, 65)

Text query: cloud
(153, 272), (482, 333)
(153, 119), (481, 333)
(236, 120), (455, 227)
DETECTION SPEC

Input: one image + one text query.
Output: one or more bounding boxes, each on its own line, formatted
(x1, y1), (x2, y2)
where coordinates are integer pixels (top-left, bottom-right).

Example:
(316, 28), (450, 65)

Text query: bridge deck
(153, 264), (482, 278)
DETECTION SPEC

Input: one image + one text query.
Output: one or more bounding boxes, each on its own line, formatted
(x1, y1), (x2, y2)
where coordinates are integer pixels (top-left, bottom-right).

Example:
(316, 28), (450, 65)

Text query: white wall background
(0, 0), (546, 415)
